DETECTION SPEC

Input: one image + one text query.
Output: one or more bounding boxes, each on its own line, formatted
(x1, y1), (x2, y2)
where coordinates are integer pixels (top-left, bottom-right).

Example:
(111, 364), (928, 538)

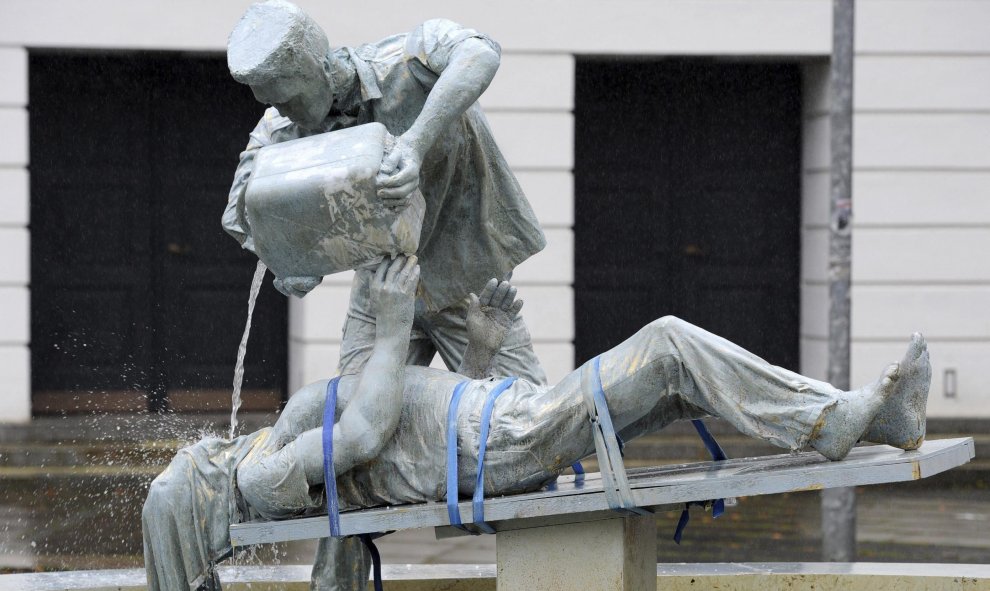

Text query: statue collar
(331, 47), (382, 114)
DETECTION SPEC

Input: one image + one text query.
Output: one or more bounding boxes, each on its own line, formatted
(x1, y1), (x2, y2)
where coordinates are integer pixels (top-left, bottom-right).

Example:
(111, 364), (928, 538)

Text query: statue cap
(227, 0), (326, 85)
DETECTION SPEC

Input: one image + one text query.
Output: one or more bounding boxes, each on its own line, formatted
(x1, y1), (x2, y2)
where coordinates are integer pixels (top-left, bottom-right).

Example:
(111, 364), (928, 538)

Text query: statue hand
(466, 279), (523, 355)
(376, 136), (423, 210)
(370, 255), (420, 335)
(274, 275), (322, 298)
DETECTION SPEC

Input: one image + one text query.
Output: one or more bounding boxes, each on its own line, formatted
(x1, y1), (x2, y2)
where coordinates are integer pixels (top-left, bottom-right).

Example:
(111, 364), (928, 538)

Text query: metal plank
(230, 437), (974, 546)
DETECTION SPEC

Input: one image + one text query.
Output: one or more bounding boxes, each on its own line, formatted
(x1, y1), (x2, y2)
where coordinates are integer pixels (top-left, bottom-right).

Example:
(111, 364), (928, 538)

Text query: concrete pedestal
(495, 514), (656, 591)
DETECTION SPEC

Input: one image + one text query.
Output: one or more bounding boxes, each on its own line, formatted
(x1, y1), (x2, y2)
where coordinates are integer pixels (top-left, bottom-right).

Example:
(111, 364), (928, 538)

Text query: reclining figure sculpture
(143, 255), (931, 591)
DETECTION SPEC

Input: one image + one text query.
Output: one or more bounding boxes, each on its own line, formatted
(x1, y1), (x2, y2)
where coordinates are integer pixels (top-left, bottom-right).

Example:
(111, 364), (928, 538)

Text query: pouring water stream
(230, 260), (268, 439)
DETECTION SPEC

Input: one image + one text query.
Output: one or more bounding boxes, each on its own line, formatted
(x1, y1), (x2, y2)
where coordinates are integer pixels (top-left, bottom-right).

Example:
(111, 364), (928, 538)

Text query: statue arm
(404, 36), (499, 160)
(331, 256), (419, 473)
(458, 279), (524, 379)
(377, 31), (500, 204)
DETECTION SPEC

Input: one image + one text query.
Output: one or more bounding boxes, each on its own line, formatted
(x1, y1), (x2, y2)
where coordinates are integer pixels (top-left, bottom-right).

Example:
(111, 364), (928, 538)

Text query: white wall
(800, 61), (831, 383)
(0, 47), (31, 422)
(850, 0), (990, 416)
(6, 0), (987, 418)
(0, 0), (835, 418)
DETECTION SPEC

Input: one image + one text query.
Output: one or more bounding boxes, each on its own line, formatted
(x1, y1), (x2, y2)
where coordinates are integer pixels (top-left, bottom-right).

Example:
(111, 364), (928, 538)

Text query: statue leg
(485, 316), (905, 493)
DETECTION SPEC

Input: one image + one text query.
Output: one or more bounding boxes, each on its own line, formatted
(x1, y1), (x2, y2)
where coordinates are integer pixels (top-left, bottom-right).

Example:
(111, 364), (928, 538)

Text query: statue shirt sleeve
(222, 108), (294, 253)
(403, 18), (502, 81)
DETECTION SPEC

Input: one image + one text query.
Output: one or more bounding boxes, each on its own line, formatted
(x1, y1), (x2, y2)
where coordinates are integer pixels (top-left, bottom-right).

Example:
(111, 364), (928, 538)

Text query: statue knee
(648, 315), (686, 334)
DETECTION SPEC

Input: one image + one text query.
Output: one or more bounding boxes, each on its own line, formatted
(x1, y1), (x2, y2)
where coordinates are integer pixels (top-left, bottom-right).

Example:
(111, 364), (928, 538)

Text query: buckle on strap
(582, 356), (650, 517)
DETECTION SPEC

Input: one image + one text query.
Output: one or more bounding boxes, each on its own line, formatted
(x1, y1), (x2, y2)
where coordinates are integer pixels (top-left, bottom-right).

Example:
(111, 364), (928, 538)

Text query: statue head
(228, 0), (334, 130)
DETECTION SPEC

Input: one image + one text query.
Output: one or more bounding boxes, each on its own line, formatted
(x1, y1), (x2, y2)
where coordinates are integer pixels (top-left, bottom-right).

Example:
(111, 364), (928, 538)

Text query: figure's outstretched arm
(458, 278), (524, 379)
(332, 255), (419, 473)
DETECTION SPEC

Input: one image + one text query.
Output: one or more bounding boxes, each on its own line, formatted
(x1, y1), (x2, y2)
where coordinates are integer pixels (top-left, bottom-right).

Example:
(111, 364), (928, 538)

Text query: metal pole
(821, 0), (856, 562)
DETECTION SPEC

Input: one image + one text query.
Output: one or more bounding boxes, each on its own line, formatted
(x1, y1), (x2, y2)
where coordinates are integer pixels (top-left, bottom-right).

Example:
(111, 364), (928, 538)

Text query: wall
(0, 47), (30, 421)
(800, 61), (832, 384)
(0, 4), (982, 417)
(849, 0), (990, 416)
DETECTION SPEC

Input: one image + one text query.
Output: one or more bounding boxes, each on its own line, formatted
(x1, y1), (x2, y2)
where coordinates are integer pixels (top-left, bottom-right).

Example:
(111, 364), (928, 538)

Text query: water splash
(230, 260), (268, 439)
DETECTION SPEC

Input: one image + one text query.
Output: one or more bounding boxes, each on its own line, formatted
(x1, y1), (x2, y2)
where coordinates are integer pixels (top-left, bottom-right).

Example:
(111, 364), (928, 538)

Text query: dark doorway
(30, 52), (287, 413)
(575, 59), (801, 369)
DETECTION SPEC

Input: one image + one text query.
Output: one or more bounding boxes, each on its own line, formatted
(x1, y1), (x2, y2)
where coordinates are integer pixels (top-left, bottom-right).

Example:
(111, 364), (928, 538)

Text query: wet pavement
(1, 415), (987, 572)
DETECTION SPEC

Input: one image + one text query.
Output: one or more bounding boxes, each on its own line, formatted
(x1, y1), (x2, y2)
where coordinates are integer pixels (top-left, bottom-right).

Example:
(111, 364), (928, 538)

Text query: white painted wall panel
(322, 270), (356, 287)
(802, 170), (830, 228)
(852, 340), (990, 417)
(799, 336), (828, 382)
(854, 114), (990, 170)
(801, 283), (829, 340)
(0, 48), (27, 107)
(512, 228), (573, 285)
(515, 171), (574, 228)
(485, 112), (573, 170)
(802, 115), (830, 171)
(532, 342), (574, 385)
(0, 228), (28, 285)
(856, 57), (990, 112)
(0, 108), (27, 166)
(854, 172), (990, 226)
(0, 168), (28, 226)
(290, 285), (351, 344)
(517, 286), (573, 342)
(853, 286), (990, 340)
(801, 227), (829, 283)
(0, 287), (28, 344)
(0, 1), (832, 56)
(852, 228), (990, 283)
(482, 54), (574, 111)
(0, 346), (30, 422)
(288, 341), (341, 394)
(857, 0), (990, 55)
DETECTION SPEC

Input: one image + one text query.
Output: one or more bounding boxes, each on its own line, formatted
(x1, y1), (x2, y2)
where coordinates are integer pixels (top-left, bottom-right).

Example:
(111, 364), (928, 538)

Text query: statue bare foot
(861, 333), (931, 450)
(811, 363), (899, 461)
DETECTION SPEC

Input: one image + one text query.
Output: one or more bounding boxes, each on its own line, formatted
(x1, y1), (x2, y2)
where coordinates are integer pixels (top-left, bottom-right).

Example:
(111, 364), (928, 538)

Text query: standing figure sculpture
(143, 256), (932, 590)
(224, 0), (547, 384)
(222, 2), (547, 586)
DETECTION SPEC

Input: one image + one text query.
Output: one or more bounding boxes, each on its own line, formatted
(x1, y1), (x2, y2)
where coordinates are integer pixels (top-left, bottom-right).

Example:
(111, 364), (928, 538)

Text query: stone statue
(218, 2), (549, 586)
(223, 0), (549, 385)
(143, 255), (931, 590)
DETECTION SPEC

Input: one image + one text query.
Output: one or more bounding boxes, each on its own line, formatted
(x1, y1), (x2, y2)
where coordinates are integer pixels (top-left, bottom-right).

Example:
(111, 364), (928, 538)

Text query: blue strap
(586, 356), (650, 516)
(673, 418), (729, 543)
(471, 377), (518, 533)
(445, 380), (472, 530)
(358, 533), (384, 591)
(571, 461), (585, 487)
(691, 419), (726, 518)
(322, 377), (342, 538)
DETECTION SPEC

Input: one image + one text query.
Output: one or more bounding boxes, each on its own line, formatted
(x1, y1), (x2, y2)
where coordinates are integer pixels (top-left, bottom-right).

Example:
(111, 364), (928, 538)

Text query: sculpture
(222, 0), (548, 384)
(141, 2), (934, 589)
(143, 256), (931, 590)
